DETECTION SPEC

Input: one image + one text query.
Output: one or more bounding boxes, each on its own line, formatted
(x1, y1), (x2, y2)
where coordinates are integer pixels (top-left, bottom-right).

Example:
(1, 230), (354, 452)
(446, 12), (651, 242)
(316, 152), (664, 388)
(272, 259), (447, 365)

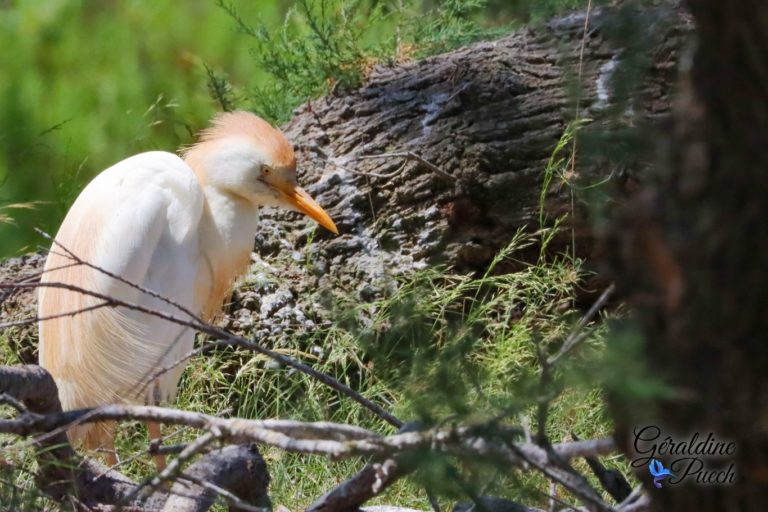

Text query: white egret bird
(38, 111), (337, 468)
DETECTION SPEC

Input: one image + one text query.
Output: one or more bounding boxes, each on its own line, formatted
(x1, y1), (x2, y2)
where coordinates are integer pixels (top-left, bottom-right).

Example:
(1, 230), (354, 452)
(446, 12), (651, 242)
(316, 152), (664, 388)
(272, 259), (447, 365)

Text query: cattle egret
(38, 111), (337, 469)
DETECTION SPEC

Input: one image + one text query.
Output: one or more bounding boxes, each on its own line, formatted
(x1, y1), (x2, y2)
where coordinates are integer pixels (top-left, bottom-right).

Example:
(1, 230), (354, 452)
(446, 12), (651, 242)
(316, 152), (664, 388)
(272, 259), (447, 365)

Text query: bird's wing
(38, 151), (204, 414)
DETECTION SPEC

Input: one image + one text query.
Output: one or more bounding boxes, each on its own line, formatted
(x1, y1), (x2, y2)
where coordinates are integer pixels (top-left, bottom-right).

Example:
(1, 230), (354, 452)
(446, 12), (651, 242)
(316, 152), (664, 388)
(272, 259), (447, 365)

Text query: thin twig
(504, 440), (613, 512)
(346, 151), (455, 182)
(122, 430), (219, 505)
(0, 398), (616, 465)
(2, 279), (402, 428)
(0, 300), (113, 330)
(547, 283), (615, 366)
(38, 228), (202, 322)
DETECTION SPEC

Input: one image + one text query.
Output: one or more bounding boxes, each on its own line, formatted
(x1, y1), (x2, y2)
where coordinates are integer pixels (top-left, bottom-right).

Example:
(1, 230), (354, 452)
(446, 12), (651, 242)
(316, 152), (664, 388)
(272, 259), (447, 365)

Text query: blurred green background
(0, 0), (585, 257)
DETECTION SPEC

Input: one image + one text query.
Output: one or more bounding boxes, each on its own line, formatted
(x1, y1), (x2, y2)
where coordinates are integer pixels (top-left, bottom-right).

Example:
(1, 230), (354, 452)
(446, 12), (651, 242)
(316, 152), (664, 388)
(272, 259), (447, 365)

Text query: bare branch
(0, 300), (114, 330)
(2, 273), (403, 428)
(0, 365), (269, 511)
(0, 395), (615, 468)
(307, 458), (406, 512)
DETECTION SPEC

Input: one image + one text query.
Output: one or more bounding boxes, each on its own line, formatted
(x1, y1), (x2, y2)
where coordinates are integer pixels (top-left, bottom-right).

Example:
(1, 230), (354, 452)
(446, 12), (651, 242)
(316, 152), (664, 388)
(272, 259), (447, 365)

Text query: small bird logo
(649, 459), (674, 488)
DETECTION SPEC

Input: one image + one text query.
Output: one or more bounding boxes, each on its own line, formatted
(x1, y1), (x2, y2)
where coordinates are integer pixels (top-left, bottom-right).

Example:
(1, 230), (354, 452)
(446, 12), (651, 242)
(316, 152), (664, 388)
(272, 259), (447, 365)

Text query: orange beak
(276, 183), (338, 235)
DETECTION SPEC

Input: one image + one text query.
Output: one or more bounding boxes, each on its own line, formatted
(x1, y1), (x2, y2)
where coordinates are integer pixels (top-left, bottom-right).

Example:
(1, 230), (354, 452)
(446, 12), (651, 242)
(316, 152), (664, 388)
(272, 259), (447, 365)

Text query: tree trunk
(232, 2), (690, 343)
(609, 0), (768, 509)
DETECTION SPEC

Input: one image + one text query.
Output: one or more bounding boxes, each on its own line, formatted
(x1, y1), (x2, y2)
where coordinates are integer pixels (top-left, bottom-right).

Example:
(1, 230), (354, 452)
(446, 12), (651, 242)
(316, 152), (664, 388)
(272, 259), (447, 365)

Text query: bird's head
(183, 111), (338, 234)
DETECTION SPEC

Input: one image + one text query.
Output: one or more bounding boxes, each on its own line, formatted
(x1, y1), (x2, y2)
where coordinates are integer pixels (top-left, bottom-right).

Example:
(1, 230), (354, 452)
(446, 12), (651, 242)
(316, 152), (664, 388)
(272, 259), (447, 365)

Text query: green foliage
(216, 0), (515, 124)
(217, 0), (392, 123)
(408, 0), (508, 57)
(0, 0), (260, 256)
(0, 450), (51, 512)
(204, 64), (237, 113)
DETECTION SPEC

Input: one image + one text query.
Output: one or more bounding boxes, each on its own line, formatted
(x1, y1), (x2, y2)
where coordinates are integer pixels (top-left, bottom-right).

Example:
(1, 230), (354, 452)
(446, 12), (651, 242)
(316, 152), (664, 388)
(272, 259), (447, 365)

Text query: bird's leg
(149, 380), (167, 472)
(147, 421), (167, 472)
(103, 426), (118, 467)
(85, 420), (118, 467)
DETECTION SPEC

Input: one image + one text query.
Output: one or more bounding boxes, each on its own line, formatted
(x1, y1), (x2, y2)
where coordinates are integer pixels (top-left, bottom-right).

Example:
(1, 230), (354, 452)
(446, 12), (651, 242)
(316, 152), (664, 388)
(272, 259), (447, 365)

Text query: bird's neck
(197, 186), (259, 318)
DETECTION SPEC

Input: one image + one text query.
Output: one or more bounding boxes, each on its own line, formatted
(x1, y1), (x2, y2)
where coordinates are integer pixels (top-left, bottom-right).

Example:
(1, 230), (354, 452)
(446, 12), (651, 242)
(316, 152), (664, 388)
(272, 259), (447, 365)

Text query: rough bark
(224, 1), (691, 346)
(608, 0), (768, 509)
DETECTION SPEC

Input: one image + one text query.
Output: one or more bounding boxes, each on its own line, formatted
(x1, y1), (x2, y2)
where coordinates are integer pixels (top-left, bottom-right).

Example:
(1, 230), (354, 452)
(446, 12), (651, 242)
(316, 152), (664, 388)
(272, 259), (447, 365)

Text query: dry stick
(547, 283), (615, 366)
(24, 234), (404, 428)
(331, 156), (408, 179)
(0, 398), (616, 463)
(503, 440), (613, 512)
(309, 143), (453, 182)
(2, 280), (403, 429)
(0, 300), (114, 330)
(309, 143), (408, 180)
(3, 404), (379, 456)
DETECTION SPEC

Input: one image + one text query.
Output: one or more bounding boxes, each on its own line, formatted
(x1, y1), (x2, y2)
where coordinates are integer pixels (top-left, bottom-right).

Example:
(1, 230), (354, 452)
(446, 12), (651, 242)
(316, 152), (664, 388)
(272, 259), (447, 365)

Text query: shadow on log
(0, 365), (270, 512)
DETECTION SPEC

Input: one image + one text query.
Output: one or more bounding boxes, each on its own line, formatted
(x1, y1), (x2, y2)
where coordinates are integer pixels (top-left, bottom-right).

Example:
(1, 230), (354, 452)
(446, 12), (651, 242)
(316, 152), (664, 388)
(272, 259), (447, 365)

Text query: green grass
(117, 233), (629, 509)
(0, 230), (633, 509)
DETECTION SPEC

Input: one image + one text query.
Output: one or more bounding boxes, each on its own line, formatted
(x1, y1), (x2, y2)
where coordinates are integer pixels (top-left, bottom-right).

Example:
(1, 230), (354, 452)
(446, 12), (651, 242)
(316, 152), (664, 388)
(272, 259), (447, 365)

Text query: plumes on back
(37, 111), (336, 464)
(39, 152), (204, 450)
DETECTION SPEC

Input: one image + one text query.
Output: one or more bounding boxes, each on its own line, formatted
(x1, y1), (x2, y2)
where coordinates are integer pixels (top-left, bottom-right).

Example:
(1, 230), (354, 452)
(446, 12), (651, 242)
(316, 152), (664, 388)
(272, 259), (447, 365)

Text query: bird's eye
(261, 166), (272, 176)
